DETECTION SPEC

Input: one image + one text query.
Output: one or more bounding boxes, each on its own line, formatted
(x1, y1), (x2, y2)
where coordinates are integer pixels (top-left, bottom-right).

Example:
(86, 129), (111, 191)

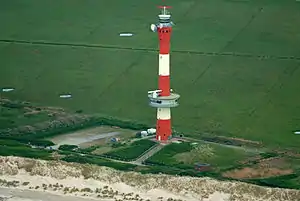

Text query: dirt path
(133, 144), (165, 164)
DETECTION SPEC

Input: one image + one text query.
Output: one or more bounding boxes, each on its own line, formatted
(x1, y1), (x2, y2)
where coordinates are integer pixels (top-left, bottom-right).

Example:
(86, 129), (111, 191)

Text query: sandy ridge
(0, 156), (299, 201)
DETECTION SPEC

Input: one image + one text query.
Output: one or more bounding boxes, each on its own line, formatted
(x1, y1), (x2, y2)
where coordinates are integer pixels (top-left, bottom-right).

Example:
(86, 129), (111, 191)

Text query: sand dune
(0, 156), (299, 201)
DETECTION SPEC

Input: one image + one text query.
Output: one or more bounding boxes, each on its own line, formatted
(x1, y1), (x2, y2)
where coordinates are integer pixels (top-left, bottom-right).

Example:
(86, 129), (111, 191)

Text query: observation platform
(148, 93), (180, 108)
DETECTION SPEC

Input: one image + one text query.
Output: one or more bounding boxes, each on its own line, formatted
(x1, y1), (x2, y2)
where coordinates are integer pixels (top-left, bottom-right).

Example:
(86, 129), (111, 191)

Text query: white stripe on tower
(157, 108), (171, 120)
(159, 54), (170, 76)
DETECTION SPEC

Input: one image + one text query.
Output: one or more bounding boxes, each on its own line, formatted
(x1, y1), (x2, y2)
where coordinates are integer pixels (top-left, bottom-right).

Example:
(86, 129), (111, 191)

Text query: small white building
(141, 131), (148, 137)
(147, 128), (156, 135)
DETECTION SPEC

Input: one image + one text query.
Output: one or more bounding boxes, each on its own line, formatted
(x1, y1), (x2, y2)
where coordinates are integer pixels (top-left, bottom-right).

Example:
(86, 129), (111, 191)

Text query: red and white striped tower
(148, 6), (180, 142)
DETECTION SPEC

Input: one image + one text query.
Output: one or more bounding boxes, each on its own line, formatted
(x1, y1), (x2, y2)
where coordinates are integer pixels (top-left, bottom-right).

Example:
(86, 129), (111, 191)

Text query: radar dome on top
(150, 24), (157, 32)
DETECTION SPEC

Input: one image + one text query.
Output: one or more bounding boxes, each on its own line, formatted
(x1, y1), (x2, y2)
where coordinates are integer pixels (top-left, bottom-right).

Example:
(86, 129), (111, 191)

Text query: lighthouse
(148, 6), (180, 142)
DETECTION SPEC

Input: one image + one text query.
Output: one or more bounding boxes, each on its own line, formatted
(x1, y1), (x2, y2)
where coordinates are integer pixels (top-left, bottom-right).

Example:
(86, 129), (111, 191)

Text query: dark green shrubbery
(0, 139), (30, 147)
(61, 155), (137, 171)
(3, 137), (54, 147)
(259, 152), (279, 159)
(250, 173), (300, 190)
(58, 144), (79, 151)
(0, 141), (51, 160)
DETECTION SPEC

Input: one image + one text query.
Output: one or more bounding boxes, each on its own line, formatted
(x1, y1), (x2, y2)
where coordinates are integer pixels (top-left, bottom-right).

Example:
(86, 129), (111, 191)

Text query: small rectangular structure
(194, 163), (211, 172)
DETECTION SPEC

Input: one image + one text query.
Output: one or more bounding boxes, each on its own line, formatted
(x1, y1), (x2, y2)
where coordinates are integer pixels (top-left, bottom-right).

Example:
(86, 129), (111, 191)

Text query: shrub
(259, 152), (279, 159)
(22, 182), (30, 186)
(58, 144), (79, 151)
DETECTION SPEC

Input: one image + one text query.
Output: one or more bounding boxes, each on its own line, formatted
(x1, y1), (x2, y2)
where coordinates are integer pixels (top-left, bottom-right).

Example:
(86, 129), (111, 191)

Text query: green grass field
(146, 142), (254, 170)
(104, 139), (157, 160)
(1, 0), (300, 149)
(0, 106), (51, 129)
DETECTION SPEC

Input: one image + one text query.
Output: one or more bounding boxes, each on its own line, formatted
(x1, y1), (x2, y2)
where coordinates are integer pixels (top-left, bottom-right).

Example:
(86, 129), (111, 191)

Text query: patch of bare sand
(0, 156), (299, 201)
(223, 167), (293, 179)
(223, 157), (294, 179)
(49, 126), (135, 148)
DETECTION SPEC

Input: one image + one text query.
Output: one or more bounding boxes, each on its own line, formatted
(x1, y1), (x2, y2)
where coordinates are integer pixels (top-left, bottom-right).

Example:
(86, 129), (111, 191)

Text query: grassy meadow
(0, 0), (300, 150)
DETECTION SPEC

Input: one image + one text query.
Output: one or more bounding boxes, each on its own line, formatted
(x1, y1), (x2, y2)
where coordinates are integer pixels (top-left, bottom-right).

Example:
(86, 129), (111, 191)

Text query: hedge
(249, 174), (300, 190)
(61, 155), (137, 171)
(0, 144), (52, 160)
(58, 144), (79, 151)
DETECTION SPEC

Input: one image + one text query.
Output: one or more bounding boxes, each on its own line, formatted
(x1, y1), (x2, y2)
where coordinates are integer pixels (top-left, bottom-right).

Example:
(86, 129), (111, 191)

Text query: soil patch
(258, 157), (289, 169)
(222, 167), (293, 179)
(223, 157), (293, 179)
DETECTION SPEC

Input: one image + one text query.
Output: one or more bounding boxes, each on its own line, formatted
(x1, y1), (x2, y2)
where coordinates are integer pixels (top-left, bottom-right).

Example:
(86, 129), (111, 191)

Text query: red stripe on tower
(156, 118), (171, 141)
(158, 75), (170, 96)
(156, 108), (171, 141)
(158, 27), (172, 54)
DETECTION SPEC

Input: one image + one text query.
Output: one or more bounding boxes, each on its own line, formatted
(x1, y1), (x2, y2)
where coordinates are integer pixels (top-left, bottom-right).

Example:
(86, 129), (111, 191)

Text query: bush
(104, 139), (157, 161)
(58, 144), (79, 151)
(259, 152), (279, 159)
(31, 139), (54, 147)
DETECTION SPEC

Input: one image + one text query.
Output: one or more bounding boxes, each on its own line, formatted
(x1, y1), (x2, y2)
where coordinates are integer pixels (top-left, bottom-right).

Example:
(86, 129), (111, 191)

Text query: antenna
(157, 5), (172, 15)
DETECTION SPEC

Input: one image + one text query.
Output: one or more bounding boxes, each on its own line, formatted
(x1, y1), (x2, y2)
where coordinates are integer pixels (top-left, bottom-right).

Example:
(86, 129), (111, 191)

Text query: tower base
(156, 107), (172, 141)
